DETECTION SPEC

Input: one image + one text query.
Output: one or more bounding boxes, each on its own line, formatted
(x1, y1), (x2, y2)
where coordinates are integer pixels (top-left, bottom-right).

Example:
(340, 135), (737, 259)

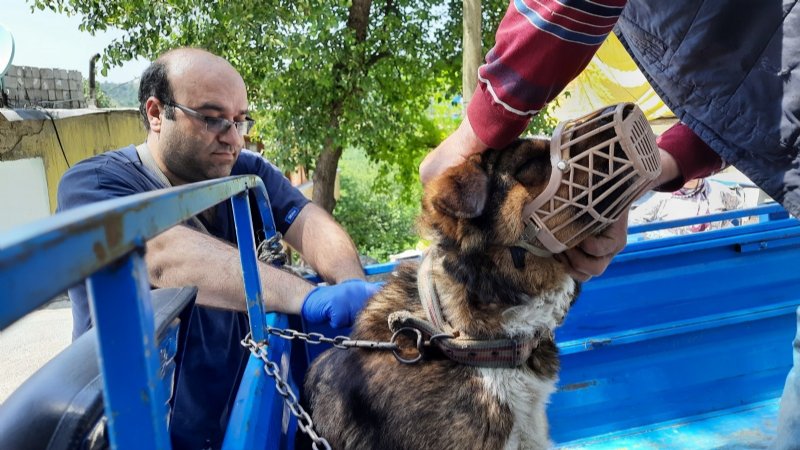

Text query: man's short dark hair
(138, 61), (175, 130)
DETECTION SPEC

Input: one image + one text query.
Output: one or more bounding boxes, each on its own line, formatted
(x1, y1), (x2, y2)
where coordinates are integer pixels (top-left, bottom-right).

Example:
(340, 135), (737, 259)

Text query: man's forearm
(284, 203), (366, 284)
(146, 225), (312, 314)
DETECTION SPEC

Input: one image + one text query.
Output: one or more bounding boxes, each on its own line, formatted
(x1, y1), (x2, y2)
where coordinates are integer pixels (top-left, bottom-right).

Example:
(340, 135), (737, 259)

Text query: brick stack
(1, 65), (87, 109)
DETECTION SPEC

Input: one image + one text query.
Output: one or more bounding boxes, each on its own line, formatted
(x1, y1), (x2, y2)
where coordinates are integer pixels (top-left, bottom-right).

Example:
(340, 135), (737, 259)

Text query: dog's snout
(620, 103), (635, 120)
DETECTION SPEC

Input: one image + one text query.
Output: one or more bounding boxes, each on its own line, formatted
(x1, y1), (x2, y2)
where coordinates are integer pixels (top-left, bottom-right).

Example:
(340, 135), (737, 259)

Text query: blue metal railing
(0, 175), (279, 450)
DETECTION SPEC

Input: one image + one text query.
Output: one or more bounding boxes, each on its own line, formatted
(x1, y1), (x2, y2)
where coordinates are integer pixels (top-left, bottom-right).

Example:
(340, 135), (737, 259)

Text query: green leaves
(31, 0), (449, 167)
(32, 0), (559, 231)
(334, 148), (422, 262)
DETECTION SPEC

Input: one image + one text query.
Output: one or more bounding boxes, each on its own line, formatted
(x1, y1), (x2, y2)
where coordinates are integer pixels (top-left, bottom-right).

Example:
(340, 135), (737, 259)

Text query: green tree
(435, 0), (559, 136)
(32, 0), (451, 213)
(335, 147), (422, 261)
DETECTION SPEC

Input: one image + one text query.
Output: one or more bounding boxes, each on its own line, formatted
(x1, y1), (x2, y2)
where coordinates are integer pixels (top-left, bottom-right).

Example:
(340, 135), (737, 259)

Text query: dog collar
(387, 250), (543, 369)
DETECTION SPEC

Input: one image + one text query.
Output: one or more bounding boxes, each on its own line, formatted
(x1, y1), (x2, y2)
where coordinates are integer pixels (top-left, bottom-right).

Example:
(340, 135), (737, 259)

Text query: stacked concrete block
(1, 65), (87, 109)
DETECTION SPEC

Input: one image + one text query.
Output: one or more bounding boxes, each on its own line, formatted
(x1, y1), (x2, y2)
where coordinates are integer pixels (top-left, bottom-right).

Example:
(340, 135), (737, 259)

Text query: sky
(2, 1), (150, 83)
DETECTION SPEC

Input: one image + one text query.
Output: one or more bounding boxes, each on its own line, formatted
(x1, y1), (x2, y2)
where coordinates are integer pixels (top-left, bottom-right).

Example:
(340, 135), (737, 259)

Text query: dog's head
(418, 137), (575, 334)
(422, 104), (657, 260)
(421, 137), (553, 255)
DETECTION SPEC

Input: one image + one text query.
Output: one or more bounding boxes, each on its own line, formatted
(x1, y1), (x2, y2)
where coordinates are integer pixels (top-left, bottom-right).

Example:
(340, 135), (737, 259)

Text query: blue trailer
(0, 175), (797, 449)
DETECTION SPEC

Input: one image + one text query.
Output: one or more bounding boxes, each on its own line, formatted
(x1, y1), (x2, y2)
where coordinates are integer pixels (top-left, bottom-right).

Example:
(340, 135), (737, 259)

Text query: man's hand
(420, 118), (488, 184)
(301, 279), (381, 328)
(554, 209), (630, 282)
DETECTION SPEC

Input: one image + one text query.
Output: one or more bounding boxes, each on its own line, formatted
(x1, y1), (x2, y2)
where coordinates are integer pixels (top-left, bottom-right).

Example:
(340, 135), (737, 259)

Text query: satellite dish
(0, 23), (15, 78)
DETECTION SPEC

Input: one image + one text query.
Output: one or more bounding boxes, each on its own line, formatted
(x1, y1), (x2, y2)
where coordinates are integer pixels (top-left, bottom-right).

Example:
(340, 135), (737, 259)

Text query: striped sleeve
(468, 0), (627, 149)
(656, 122), (726, 192)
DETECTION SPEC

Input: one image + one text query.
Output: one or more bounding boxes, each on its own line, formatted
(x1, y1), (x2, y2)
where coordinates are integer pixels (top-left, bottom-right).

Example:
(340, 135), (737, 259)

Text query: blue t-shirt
(57, 145), (309, 338)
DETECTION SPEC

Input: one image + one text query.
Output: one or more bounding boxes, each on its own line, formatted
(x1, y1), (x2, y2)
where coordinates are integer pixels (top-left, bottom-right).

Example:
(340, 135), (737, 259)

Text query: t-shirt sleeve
(57, 159), (142, 213)
(56, 154), (147, 341)
(468, 0), (627, 149)
(244, 152), (310, 235)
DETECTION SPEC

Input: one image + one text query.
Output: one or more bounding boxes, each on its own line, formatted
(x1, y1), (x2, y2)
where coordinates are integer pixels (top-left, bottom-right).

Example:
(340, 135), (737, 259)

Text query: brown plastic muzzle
(519, 103), (662, 254)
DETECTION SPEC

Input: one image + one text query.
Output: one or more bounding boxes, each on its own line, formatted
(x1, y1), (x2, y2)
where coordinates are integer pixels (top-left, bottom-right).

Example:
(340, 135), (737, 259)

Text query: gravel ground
(0, 294), (72, 403)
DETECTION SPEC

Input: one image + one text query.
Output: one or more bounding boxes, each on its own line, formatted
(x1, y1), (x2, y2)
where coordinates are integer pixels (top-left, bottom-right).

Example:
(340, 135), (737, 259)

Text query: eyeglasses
(166, 102), (255, 137)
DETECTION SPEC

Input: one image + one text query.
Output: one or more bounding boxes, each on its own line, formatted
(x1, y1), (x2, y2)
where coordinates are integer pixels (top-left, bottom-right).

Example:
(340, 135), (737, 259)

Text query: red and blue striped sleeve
(656, 122), (726, 191)
(468, 0), (627, 149)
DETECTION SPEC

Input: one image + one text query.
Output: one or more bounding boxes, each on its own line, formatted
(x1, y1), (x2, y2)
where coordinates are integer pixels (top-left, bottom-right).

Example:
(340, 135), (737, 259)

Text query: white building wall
(0, 157), (50, 234)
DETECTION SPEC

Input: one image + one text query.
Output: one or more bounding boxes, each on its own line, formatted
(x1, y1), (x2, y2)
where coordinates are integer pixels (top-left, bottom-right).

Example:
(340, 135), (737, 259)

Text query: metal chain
(239, 327), (438, 448)
(265, 326), (400, 351)
(240, 334), (332, 450)
(256, 232), (287, 266)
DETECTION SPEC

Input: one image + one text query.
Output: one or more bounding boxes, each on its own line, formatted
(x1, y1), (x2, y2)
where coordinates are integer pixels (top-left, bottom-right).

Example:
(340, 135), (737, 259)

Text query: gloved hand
(301, 279), (381, 328)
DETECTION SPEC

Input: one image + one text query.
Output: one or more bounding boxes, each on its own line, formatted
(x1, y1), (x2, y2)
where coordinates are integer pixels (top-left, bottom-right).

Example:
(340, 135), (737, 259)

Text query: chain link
(256, 232), (287, 266)
(239, 327), (431, 448)
(265, 326), (401, 351)
(240, 334), (332, 450)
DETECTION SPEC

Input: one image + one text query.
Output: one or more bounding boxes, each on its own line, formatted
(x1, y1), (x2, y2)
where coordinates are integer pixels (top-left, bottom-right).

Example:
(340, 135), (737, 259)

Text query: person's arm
(421, 0), (627, 183)
(145, 225), (312, 314)
(557, 124), (724, 281)
(146, 222), (378, 328)
(282, 202), (366, 283)
(653, 122), (725, 190)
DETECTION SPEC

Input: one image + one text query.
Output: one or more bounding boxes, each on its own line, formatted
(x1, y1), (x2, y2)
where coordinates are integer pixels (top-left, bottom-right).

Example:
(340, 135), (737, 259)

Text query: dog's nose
(620, 103), (635, 120)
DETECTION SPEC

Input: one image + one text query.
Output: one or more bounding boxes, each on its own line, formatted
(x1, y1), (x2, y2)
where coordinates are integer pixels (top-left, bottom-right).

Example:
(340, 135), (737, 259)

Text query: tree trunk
(462, 0), (482, 108)
(312, 142), (343, 213)
(311, 0), (372, 213)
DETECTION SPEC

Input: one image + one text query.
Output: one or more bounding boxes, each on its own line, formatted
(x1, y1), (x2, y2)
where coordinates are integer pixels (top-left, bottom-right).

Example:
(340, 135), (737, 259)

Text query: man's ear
(426, 161), (489, 219)
(145, 96), (164, 132)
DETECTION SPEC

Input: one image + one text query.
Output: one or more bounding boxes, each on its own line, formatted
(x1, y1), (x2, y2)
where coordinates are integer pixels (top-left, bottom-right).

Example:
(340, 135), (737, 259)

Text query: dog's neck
(421, 247), (574, 341)
(397, 250), (550, 368)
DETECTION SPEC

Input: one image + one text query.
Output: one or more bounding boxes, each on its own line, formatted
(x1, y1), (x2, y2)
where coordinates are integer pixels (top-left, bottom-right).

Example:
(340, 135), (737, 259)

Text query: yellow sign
(551, 34), (674, 122)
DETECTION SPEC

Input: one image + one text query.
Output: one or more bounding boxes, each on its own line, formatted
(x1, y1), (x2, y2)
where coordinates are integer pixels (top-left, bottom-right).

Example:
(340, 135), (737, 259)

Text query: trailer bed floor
(557, 398), (780, 449)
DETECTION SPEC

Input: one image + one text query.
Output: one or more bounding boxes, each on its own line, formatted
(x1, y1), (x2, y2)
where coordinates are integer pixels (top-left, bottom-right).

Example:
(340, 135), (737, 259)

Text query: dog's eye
(515, 158), (548, 186)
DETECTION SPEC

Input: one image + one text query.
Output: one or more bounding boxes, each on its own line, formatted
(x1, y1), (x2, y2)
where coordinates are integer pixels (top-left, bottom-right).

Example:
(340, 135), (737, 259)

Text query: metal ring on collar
(390, 327), (424, 364)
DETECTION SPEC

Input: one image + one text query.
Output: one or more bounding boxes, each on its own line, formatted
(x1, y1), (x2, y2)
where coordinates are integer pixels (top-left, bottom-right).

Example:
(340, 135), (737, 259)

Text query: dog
(304, 107), (649, 449)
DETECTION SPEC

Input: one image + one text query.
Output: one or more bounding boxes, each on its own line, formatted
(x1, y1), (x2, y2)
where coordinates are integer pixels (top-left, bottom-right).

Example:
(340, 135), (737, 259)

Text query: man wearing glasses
(56, 47), (377, 449)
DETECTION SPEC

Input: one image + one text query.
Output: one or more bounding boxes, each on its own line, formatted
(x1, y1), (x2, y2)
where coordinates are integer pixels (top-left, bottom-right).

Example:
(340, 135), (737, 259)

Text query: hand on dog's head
(421, 138), (553, 254)
(421, 126), (633, 257)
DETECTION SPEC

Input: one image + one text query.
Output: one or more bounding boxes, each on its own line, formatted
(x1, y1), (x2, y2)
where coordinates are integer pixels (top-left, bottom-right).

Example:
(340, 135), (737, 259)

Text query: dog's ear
(426, 161), (489, 219)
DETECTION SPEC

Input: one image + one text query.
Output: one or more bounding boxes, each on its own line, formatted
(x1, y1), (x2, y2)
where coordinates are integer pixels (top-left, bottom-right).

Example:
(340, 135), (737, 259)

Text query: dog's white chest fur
(479, 277), (575, 450)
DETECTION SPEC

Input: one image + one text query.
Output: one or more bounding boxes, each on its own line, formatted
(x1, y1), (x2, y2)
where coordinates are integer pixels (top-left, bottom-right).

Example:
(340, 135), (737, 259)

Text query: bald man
(57, 48), (377, 449)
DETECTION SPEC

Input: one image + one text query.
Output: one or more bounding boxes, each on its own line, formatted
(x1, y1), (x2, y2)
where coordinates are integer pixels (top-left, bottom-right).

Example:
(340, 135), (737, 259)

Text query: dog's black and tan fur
(305, 121), (629, 449)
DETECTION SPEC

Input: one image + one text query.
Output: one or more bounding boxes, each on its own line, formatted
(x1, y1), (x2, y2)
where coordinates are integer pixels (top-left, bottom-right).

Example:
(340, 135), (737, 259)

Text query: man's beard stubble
(160, 133), (234, 184)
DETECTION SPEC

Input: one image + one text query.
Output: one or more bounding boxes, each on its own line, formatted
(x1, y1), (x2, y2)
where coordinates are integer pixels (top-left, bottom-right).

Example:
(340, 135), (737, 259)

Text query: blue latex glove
(301, 279), (381, 328)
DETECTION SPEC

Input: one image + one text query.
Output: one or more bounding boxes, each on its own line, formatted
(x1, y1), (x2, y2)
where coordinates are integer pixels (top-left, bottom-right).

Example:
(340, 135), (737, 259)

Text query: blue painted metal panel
(557, 399), (779, 449)
(249, 181), (280, 239)
(223, 313), (294, 450)
(627, 203), (787, 234)
(550, 305), (795, 442)
(0, 175), (262, 330)
(547, 206), (800, 444)
(87, 251), (171, 450)
(231, 192), (268, 342)
(560, 224), (800, 342)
